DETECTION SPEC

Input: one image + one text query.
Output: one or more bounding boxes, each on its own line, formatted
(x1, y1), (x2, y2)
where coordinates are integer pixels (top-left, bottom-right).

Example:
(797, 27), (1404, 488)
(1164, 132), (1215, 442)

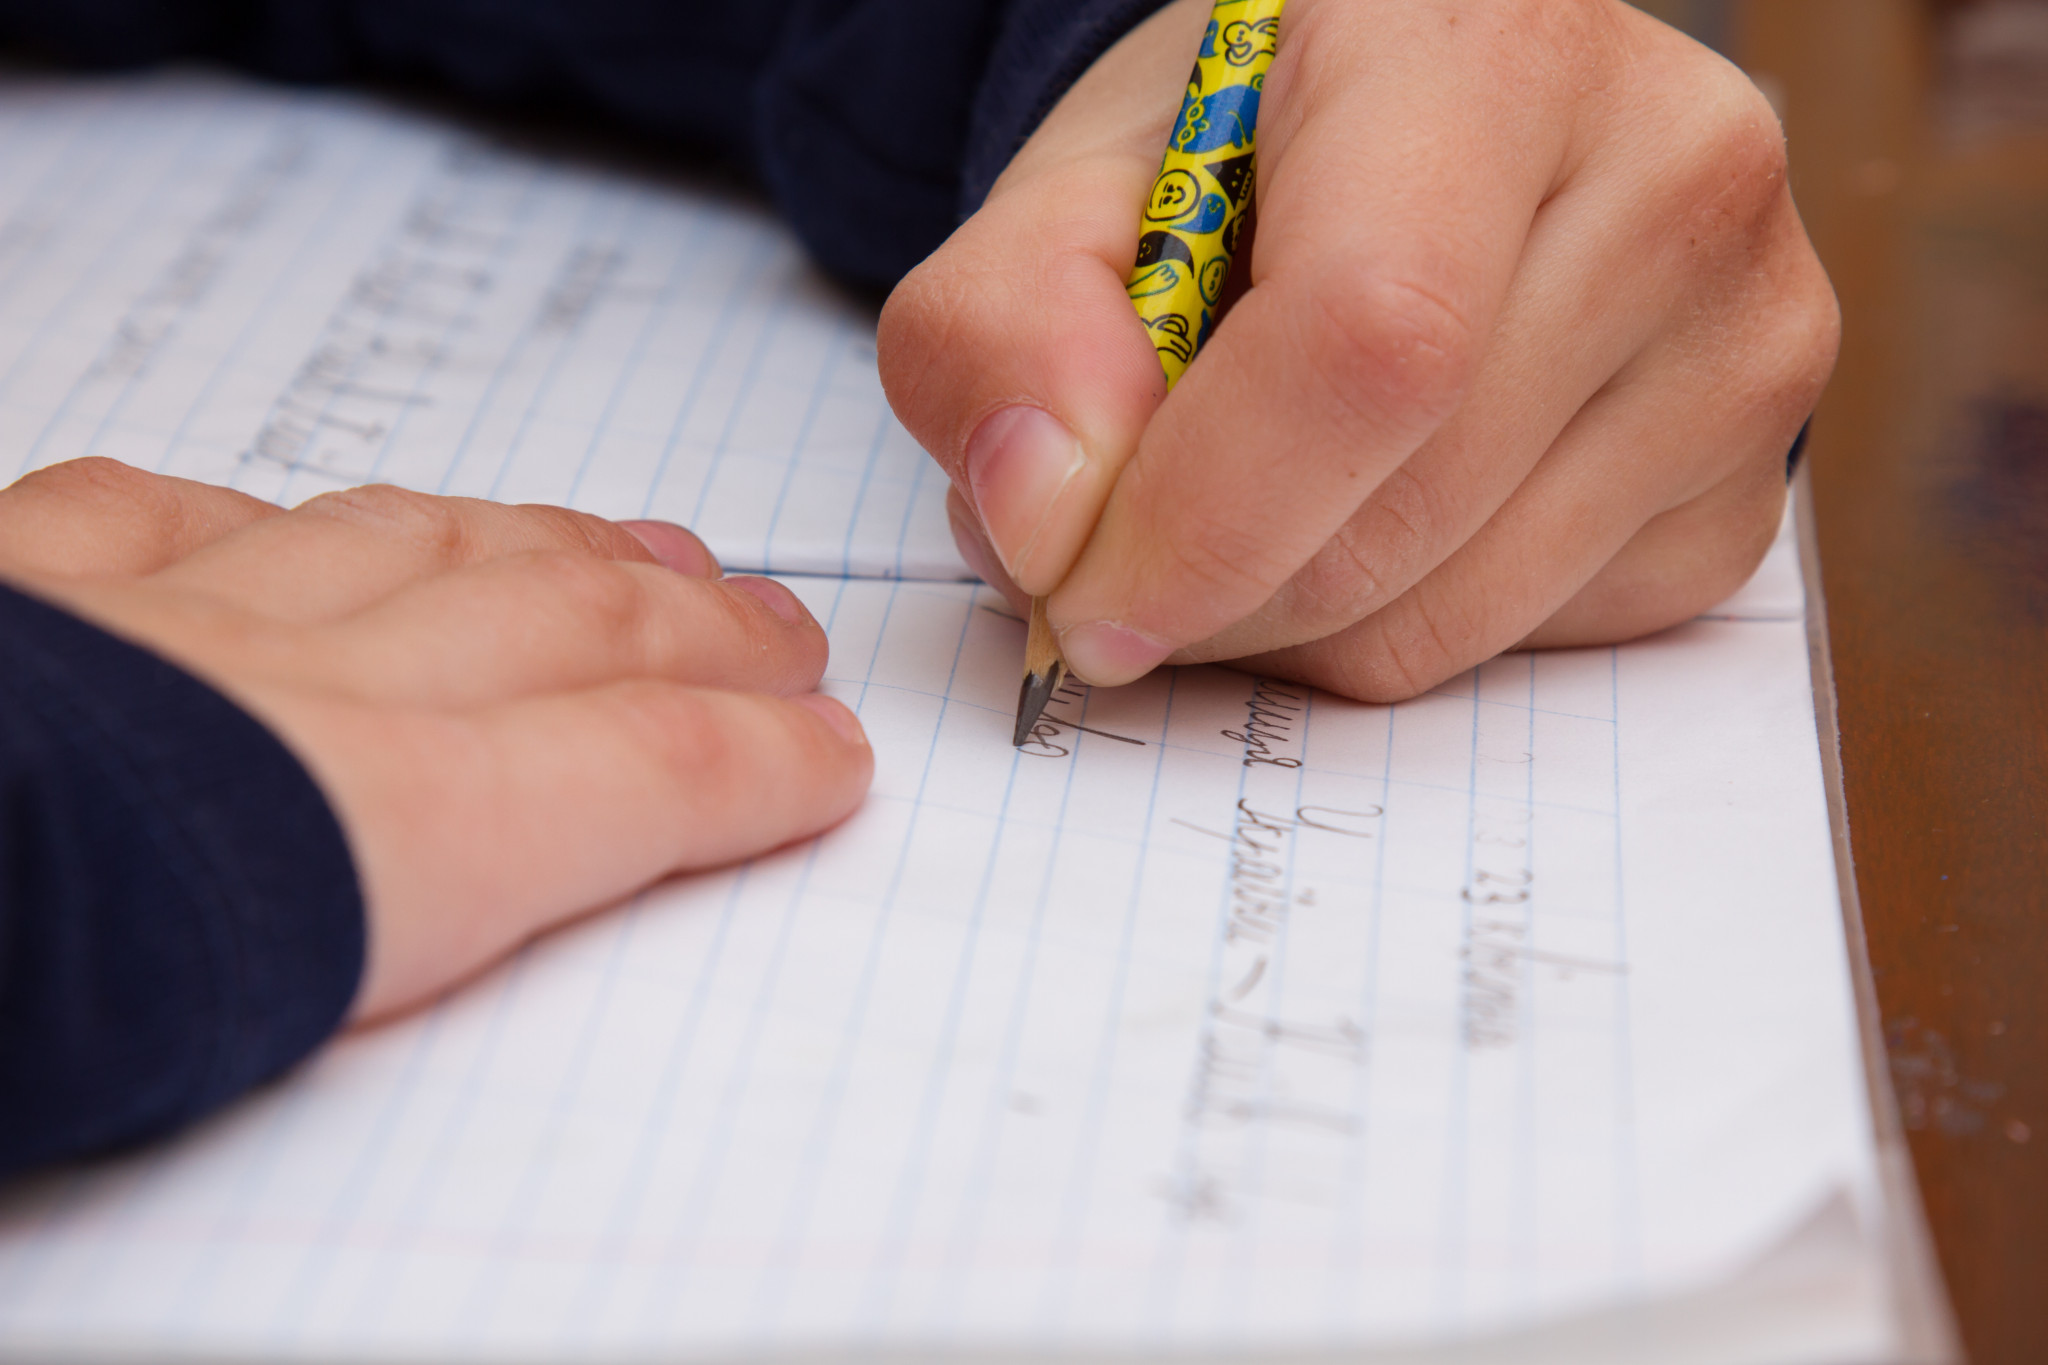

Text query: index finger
(0, 458), (280, 580)
(155, 485), (714, 622)
(1045, 0), (1597, 684)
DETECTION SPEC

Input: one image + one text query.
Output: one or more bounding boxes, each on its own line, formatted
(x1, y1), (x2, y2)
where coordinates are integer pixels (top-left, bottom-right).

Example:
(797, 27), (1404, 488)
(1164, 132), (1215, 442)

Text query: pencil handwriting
(1222, 677), (1306, 767)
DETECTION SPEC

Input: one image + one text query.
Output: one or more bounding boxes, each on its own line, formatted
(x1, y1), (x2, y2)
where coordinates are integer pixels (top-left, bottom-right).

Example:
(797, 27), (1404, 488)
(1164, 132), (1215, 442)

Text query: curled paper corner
(764, 1191), (1943, 1365)
(1340, 1187), (1938, 1365)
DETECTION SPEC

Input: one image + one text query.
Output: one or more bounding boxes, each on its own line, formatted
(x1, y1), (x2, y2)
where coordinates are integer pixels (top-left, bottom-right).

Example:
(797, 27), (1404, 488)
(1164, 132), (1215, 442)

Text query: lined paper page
(0, 68), (1901, 1363)
(0, 557), (1895, 1361)
(0, 72), (964, 579)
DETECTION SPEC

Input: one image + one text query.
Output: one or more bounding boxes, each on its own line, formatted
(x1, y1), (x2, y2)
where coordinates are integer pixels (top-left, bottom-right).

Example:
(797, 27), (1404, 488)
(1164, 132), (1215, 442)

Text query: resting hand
(880, 0), (1836, 698)
(0, 460), (871, 1021)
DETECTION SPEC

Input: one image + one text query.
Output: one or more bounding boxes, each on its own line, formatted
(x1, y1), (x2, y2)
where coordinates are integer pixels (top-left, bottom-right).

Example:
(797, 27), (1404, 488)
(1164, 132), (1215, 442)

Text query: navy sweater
(0, 0), (1170, 1179)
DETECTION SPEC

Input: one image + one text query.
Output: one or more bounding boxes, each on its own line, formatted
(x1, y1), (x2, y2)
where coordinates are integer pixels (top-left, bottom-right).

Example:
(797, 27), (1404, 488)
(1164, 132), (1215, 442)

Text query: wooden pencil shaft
(1025, 596), (1063, 678)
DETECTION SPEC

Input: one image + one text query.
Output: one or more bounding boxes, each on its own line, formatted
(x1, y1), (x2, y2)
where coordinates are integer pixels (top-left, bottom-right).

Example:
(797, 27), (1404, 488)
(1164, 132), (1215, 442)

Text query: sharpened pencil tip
(1014, 663), (1065, 747)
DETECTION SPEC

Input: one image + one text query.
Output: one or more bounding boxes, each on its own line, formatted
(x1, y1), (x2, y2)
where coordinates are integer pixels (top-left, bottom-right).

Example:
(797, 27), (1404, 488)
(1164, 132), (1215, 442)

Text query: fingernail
(947, 491), (1018, 596)
(1056, 620), (1174, 687)
(796, 693), (867, 746)
(727, 575), (809, 625)
(964, 405), (1085, 583)
(620, 520), (720, 577)
(948, 498), (1000, 586)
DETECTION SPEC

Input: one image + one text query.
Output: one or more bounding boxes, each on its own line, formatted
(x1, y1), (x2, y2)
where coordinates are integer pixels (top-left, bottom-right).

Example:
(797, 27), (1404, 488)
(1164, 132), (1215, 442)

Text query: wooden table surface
(1733, 3), (2048, 1360)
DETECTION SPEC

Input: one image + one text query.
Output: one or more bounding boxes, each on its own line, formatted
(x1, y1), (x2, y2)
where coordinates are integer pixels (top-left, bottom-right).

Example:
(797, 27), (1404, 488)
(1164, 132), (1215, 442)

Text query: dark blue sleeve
(955, 0), (1181, 222)
(0, 0), (1173, 289)
(0, 585), (364, 1179)
(756, 0), (1176, 288)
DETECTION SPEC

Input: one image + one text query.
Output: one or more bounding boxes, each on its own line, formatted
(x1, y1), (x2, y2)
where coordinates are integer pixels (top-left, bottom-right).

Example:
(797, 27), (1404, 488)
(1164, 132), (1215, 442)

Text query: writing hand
(880, 0), (1835, 698)
(0, 459), (872, 1021)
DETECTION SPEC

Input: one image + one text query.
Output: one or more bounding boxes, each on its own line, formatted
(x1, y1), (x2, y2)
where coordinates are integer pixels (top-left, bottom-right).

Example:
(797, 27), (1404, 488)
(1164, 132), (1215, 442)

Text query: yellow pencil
(1015, 0), (1286, 747)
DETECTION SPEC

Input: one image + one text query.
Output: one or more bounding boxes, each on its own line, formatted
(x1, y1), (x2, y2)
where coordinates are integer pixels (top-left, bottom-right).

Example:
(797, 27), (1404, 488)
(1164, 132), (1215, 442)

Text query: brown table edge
(1796, 465), (1964, 1365)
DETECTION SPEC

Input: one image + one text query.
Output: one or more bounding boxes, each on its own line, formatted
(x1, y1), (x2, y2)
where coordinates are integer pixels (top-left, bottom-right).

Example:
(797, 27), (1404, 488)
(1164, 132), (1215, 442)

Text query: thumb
(876, 0), (1210, 597)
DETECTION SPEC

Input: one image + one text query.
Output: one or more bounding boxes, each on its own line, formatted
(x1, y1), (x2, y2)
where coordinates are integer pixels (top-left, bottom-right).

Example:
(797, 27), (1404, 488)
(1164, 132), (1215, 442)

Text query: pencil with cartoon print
(1015, 0), (1286, 746)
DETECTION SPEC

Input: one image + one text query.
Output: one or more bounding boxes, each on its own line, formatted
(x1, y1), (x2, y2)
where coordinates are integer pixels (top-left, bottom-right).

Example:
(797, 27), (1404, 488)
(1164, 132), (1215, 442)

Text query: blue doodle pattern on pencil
(1125, 0), (1285, 388)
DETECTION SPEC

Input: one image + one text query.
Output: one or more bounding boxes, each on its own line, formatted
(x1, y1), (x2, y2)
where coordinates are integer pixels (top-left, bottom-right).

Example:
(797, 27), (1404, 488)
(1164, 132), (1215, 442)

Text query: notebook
(0, 70), (962, 579)
(0, 73), (1947, 1363)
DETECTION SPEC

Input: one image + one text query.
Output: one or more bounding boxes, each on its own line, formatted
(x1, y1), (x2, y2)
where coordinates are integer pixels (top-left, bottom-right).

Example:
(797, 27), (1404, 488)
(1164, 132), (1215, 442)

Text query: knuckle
(1713, 261), (1839, 435)
(601, 685), (809, 804)
(1289, 266), (1477, 437)
(1669, 71), (1792, 232)
(1302, 466), (1440, 615)
(879, 216), (1078, 464)
(302, 484), (470, 556)
(1339, 596), (1474, 704)
(525, 552), (648, 635)
(1661, 479), (1789, 618)
(877, 259), (954, 376)
(1153, 500), (1297, 607)
(1593, 468), (1789, 634)
(1381, 602), (1466, 699)
(1703, 505), (1784, 604)
(1275, 0), (1366, 105)
(1726, 467), (1791, 543)
(878, 255), (986, 442)
(1706, 111), (1789, 214)
(1705, 69), (1790, 174)
(18, 456), (169, 513)
(719, 582), (801, 650)
(515, 502), (643, 560)
(1621, 45), (1795, 281)
(1289, 537), (1386, 627)
(881, 175), (1157, 475)
(604, 682), (730, 783)
(1762, 274), (1842, 408)
(8, 458), (192, 568)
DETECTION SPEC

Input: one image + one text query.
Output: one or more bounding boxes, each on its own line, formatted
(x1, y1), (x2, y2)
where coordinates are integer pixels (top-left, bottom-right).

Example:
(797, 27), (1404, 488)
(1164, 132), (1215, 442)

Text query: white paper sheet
(0, 71), (1910, 1364)
(0, 559), (1899, 1362)
(0, 72), (965, 579)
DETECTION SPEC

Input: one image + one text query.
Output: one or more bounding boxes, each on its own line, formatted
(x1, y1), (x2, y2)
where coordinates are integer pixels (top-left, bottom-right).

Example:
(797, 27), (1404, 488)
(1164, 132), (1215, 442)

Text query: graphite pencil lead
(1014, 664), (1065, 747)
(1014, 596), (1068, 746)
